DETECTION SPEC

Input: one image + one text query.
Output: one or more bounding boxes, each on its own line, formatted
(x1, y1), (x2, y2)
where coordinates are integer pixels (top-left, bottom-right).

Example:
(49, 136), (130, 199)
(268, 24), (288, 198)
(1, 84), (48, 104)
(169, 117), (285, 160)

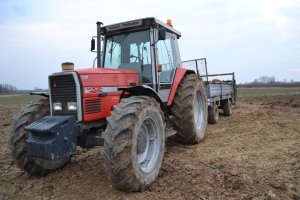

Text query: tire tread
(170, 74), (208, 144)
(101, 96), (165, 191)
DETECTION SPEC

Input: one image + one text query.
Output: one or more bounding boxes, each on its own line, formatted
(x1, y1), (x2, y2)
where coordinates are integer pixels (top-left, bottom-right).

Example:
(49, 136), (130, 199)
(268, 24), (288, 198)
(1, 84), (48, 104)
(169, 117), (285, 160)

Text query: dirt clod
(2, 123), (10, 126)
(269, 182), (287, 191)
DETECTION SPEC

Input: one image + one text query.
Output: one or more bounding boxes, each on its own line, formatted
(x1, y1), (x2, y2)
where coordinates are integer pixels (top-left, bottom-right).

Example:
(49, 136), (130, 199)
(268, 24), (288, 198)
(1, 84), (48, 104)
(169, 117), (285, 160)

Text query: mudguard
(167, 68), (196, 106)
(120, 85), (169, 118)
(30, 92), (49, 98)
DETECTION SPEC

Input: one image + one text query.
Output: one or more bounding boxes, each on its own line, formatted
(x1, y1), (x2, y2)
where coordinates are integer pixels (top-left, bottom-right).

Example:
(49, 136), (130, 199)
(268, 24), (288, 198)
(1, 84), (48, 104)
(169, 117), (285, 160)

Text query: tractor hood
(52, 67), (139, 98)
(75, 68), (140, 87)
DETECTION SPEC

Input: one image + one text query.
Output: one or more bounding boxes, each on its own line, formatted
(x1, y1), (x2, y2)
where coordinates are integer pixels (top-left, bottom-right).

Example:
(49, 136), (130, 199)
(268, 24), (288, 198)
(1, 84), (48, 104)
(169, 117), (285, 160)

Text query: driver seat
(118, 62), (142, 82)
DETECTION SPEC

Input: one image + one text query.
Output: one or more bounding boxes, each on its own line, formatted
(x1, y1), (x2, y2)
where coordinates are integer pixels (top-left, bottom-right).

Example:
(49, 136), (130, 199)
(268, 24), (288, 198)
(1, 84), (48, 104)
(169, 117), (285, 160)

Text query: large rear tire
(9, 99), (70, 176)
(208, 103), (219, 124)
(223, 99), (233, 116)
(170, 74), (208, 144)
(101, 96), (165, 192)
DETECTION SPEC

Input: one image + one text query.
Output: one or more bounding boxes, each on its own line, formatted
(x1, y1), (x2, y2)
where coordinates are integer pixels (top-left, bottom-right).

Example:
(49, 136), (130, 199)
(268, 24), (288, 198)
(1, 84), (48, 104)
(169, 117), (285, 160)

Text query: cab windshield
(103, 30), (152, 83)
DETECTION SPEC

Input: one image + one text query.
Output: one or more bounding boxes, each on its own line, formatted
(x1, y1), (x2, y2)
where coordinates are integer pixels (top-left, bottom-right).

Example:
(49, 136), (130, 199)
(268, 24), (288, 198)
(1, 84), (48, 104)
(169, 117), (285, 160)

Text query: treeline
(0, 83), (48, 94)
(238, 76), (300, 88)
(0, 83), (18, 94)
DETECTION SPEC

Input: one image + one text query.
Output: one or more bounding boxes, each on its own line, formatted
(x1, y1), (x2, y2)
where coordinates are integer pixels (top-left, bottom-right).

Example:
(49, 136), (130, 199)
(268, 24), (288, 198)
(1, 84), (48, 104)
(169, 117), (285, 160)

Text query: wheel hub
(137, 117), (160, 173)
(214, 106), (219, 119)
(194, 91), (204, 130)
(137, 131), (147, 154)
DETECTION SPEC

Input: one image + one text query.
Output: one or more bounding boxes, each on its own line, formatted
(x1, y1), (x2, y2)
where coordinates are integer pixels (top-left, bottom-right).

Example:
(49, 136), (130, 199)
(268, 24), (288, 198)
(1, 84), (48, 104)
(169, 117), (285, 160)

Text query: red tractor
(10, 18), (208, 191)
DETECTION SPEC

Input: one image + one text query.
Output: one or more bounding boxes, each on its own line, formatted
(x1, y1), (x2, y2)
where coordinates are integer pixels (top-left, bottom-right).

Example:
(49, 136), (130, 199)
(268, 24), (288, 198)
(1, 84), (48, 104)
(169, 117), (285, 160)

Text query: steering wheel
(130, 54), (143, 63)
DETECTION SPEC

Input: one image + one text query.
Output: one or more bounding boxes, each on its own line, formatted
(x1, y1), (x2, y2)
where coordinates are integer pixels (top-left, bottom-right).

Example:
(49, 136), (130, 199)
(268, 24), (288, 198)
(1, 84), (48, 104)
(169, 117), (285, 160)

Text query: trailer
(182, 58), (236, 124)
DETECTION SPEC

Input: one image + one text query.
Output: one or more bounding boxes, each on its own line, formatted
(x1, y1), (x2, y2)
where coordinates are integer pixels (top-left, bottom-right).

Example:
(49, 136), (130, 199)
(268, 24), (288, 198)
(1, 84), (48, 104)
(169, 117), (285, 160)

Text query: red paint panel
(80, 73), (139, 87)
(167, 68), (188, 106)
(77, 68), (139, 87)
(83, 95), (120, 122)
(76, 68), (139, 75)
(76, 68), (139, 98)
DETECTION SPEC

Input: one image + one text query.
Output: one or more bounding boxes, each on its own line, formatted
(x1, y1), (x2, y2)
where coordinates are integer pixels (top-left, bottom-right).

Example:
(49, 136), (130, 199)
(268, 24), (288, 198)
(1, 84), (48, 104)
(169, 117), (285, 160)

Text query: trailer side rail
(181, 58), (237, 103)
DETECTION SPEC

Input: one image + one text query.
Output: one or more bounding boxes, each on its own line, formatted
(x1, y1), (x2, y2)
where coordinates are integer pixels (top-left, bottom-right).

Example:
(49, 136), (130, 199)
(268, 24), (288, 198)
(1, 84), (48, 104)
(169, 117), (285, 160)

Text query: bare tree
(0, 83), (18, 94)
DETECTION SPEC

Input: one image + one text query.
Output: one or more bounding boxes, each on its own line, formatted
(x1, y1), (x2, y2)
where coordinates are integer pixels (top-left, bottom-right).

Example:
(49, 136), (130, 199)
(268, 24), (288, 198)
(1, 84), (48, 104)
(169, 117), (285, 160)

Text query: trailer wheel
(101, 96), (165, 192)
(9, 99), (70, 176)
(223, 99), (233, 116)
(170, 74), (208, 144)
(208, 103), (219, 124)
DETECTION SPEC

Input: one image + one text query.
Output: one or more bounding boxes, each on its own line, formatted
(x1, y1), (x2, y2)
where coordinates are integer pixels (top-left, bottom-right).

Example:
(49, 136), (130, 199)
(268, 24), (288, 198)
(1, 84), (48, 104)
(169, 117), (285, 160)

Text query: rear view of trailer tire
(208, 103), (219, 124)
(222, 99), (233, 116)
(170, 74), (208, 144)
(101, 96), (165, 192)
(9, 99), (71, 176)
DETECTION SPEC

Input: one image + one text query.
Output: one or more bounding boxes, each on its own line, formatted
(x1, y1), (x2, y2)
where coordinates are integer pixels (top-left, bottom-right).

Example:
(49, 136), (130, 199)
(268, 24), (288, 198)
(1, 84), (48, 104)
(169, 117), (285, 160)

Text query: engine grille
(85, 99), (101, 114)
(50, 74), (78, 119)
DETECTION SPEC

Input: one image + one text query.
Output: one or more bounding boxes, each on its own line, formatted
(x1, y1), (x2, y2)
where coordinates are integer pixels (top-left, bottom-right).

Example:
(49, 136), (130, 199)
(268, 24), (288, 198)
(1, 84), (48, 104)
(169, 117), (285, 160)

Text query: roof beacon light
(166, 19), (173, 27)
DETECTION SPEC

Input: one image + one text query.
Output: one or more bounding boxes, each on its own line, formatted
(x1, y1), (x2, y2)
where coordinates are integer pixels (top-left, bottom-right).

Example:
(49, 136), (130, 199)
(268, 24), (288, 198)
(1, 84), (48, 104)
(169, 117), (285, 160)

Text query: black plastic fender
(120, 85), (170, 120)
(30, 92), (49, 98)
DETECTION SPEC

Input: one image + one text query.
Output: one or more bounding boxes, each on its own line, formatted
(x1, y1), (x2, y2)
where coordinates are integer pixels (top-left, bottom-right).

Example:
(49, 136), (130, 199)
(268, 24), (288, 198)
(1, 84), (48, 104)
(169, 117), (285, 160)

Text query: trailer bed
(182, 59), (236, 105)
(206, 82), (234, 101)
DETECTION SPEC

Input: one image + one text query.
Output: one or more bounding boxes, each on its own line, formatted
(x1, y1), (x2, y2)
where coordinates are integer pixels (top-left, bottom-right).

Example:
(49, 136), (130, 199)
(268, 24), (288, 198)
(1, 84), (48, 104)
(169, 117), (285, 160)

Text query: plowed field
(0, 95), (299, 200)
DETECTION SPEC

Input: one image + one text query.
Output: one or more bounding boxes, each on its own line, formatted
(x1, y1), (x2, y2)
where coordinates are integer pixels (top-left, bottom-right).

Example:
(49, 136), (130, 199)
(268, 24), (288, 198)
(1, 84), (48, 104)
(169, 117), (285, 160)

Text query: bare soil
(0, 95), (299, 200)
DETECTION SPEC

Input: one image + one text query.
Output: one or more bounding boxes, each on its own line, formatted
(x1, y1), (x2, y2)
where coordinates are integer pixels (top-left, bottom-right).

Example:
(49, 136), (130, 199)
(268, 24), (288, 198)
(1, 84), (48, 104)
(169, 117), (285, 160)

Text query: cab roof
(101, 17), (181, 38)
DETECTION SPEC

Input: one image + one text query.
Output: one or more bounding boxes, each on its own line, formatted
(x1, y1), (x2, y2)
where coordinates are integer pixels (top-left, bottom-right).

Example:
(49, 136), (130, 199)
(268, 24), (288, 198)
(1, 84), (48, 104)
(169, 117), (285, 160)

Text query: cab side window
(130, 42), (152, 83)
(157, 33), (178, 83)
(104, 40), (121, 69)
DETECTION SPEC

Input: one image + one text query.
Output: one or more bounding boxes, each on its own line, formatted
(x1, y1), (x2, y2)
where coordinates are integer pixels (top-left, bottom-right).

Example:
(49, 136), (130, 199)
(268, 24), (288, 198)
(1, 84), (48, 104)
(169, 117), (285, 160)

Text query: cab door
(155, 32), (181, 102)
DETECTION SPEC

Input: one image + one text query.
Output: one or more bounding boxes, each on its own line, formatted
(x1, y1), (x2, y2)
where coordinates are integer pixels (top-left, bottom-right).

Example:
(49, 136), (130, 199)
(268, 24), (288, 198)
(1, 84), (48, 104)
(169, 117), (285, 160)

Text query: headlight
(67, 102), (77, 111)
(53, 103), (62, 111)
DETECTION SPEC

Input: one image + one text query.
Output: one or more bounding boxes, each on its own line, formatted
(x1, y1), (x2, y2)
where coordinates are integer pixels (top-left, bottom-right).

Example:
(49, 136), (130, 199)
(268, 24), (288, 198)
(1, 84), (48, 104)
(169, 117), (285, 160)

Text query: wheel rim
(34, 157), (69, 170)
(229, 101), (232, 114)
(194, 91), (204, 130)
(214, 106), (219, 120)
(137, 117), (160, 173)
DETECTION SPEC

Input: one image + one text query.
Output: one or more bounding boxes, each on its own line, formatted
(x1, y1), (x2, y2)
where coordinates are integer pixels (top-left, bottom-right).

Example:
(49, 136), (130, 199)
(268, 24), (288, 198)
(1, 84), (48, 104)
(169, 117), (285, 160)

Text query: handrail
(200, 72), (234, 77)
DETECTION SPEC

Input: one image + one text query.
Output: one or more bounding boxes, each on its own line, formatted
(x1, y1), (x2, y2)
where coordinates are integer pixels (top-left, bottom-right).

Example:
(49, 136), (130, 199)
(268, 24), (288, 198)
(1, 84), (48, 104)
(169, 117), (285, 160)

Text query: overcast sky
(0, 0), (299, 89)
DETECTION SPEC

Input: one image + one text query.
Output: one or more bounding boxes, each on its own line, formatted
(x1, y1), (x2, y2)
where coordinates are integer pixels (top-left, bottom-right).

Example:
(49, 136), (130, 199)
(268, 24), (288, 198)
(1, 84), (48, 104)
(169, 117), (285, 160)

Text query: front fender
(120, 85), (169, 119)
(30, 92), (49, 98)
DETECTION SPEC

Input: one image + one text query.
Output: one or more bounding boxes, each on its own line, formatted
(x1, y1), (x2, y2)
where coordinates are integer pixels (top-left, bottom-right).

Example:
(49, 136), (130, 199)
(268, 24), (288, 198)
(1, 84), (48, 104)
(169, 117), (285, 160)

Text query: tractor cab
(92, 17), (182, 102)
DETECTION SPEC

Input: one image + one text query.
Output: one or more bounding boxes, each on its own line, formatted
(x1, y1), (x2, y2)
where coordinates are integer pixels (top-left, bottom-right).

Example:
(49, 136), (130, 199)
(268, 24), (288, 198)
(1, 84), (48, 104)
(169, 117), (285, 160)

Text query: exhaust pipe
(96, 21), (103, 68)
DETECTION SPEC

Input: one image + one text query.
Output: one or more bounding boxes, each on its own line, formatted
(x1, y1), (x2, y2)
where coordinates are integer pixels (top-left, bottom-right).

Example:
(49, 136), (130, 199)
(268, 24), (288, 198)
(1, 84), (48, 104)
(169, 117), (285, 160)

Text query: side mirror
(91, 38), (96, 51)
(158, 27), (166, 40)
(157, 64), (162, 72)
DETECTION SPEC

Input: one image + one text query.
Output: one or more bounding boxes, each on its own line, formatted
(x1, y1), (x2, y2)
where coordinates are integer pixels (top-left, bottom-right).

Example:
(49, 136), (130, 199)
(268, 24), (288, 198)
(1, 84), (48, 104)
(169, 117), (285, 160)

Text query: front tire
(170, 74), (208, 144)
(101, 96), (165, 192)
(9, 99), (70, 176)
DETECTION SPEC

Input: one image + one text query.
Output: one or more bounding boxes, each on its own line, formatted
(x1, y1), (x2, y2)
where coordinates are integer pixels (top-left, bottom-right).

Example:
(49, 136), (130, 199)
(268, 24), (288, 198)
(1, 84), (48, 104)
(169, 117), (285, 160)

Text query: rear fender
(167, 68), (195, 106)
